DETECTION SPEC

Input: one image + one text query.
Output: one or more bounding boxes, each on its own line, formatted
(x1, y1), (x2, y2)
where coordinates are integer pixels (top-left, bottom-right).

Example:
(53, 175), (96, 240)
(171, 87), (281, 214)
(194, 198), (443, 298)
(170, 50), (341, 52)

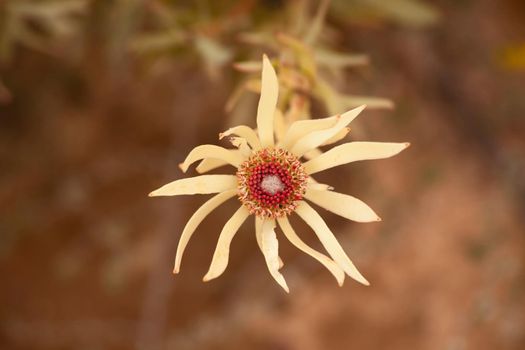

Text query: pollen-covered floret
(236, 148), (307, 218)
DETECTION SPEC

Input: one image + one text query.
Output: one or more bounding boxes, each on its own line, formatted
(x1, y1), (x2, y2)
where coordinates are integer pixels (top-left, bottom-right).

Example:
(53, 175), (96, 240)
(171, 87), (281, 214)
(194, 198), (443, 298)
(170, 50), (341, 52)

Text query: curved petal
(196, 158), (230, 174)
(277, 217), (345, 286)
(279, 116), (338, 150)
(291, 105), (366, 157)
(303, 148), (323, 160)
(220, 125), (261, 150)
(295, 201), (369, 286)
(341, 95), (394, 110)
(256, 55), (278, 147)
(305, 187), (380, 223)
(306, 178), (333, 191)
(196, 149), (245, 174)
(228, 137), (252, 157)
(321, 127), (350, 146)
(179, 145), (244, 173)
(256, 217), (283, 269)
(149, 175), (237, 197)
(258, 219), (289, 292)
(203, 206), (250, 281)
(304, 141), (410, 174)
(173, 190), (237, 273)
(274, 109), (287, 142)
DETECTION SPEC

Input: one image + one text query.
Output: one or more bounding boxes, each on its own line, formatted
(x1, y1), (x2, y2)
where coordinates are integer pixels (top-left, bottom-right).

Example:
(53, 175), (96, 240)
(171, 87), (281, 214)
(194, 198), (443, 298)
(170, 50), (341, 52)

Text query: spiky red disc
(236, 148), (307, 218)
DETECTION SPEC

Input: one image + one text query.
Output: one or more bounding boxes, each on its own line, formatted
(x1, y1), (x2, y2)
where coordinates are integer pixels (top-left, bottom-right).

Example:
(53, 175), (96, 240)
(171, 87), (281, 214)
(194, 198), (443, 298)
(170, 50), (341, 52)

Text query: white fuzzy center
(260, 175), (285, 195)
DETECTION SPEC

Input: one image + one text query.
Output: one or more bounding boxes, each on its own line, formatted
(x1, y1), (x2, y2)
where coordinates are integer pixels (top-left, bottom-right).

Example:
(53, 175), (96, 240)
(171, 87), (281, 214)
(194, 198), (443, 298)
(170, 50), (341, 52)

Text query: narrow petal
(279, 116), (338, 150)
(149, 175), (237, 197)
(273, 109), (287, 142)
(179, 145), (244, 173)
(291, 105), (366, 157)
(341, 95), (394, 110)
(228, 137), (252, 157)
(256, 217), (283, 269)
(196, 149), (244, 173)
(303, 0), (329, 45)
(196, 158), (230, 174)
(321, 127), (350, 146)
(256, 55), (278, 147)
(233, 60), (262, 73)
(277, 217), (345, 286)
(303, 148), (323, 160)
(306, 178), (334, 191)
(173, 190), (237, 273)
(295, 201), (370, 286)
(258, 219), (290, 292)
(304, 141), (410, 174)
(305, 187), (380, 223)
(220, 125), (261, 150)
(203, 206), (250, 281)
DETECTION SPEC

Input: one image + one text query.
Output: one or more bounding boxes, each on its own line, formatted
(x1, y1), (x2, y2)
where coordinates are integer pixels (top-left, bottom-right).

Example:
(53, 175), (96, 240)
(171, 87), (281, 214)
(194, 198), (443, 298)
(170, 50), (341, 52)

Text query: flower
(149, 55), (409, 292)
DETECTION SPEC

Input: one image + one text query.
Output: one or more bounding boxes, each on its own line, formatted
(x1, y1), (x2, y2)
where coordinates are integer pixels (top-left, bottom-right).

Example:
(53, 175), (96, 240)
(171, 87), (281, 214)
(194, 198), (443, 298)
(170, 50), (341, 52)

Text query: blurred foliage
(0, 0), (439, 105)
(0, 0), (87, 62)
(331, 0), (440, 27)
(129, 0), (247, 78)
(226, 0), (395, 136)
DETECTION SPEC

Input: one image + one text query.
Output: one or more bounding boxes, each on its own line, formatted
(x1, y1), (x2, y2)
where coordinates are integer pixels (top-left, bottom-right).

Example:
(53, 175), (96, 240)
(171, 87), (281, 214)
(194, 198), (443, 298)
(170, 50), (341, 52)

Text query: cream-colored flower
(150, 55), (409, 292)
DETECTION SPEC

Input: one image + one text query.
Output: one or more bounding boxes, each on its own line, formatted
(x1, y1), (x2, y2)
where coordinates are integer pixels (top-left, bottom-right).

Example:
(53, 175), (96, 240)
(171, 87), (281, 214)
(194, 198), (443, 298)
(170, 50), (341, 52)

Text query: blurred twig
(0, 0), (87, 62)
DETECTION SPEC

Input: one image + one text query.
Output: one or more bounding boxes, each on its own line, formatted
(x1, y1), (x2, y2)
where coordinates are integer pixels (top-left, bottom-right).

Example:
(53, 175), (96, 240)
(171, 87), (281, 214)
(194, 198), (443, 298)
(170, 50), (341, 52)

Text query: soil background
(1, 0), (525, 349)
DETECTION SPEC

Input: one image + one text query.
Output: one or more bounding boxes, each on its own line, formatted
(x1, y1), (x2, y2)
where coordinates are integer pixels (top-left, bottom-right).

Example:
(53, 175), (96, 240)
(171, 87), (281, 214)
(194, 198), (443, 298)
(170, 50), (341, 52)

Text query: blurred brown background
(1, 0), (525, 349)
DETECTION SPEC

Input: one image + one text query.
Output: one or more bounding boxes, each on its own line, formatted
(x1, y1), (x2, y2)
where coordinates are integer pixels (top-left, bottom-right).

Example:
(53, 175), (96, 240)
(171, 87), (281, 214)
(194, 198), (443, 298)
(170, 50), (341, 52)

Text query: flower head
(150, 55), (409, 292)
(236, 147), (307, 218)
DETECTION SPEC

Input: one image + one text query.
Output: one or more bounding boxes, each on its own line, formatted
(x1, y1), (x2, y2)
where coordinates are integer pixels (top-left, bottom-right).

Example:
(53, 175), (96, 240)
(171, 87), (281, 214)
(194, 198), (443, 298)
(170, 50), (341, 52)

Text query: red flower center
(237, 148), (307, 218)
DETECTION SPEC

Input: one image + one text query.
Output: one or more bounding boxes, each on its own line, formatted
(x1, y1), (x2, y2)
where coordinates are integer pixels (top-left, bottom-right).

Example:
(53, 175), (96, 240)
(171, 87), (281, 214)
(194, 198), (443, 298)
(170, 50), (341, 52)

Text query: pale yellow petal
(306, 178), (334, 191)
(256, 55), (278, 147)
(279, 116), (338, 150)
(274, 109), (287, 142)
(321, 127), (350, 146)
(342, 95), (394, 110)
(256, 217), (284, 269)
(228, 137), (252, 157)
(303, 148), (323, 160)
(304, 141), (410, 174)
(179, 145), (244, 173)
(300, 128), (349, 161)
(258, 219), (289, 292)
(196, 158), (229, 174)
(291, 105), (366, 157)
(203, 206), (250, 281)
(173, 190), (237, 273)
(277, 217), (345, 286)
(232, 60), (262, 73)
(295, 201), (369, 286)
(219, 125), (261, 150)
(149, 175), (237, 197)
(305, 187), (380, 223)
